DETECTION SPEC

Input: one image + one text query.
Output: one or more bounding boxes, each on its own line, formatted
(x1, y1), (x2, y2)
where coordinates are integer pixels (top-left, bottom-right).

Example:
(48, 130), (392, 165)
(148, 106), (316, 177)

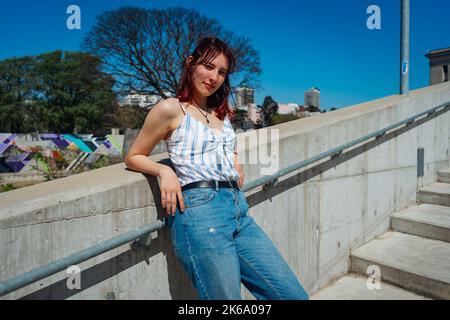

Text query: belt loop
(215, 180), (219, 191)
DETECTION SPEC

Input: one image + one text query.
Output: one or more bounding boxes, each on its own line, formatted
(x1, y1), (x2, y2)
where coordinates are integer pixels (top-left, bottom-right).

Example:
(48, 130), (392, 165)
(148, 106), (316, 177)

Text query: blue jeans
(166, 187), (309, 300)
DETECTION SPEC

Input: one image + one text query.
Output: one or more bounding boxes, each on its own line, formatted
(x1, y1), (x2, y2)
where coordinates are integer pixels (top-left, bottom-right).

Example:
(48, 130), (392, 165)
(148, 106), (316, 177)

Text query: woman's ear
(186, 56), (193, 67)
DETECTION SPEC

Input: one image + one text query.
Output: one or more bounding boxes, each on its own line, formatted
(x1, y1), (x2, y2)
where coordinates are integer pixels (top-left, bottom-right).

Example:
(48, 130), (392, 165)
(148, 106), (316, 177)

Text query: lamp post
(400, 0), (410, 94)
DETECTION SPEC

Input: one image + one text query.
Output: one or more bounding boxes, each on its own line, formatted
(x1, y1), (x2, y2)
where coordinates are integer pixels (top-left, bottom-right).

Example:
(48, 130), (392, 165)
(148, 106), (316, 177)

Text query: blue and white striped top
(165, 98), (240, 187)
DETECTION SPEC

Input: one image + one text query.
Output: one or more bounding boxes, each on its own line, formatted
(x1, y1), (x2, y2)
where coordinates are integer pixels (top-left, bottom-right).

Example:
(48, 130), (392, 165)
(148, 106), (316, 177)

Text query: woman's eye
(204, 64), (226, 76)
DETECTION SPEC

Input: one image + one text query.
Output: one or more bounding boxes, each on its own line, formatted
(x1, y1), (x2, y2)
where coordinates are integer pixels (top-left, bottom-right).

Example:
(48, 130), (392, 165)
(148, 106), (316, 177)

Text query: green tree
(271, 113), (299, 125)
(82, 6), (262, 98)
(113, 103), (148, 130)
(0, 56), (36, 132)
(261, 96), (278, 127)
(307, 105), (320, 113)
(0, 51), (117, 135)
(234, 108), (247, 122)
(33, 51), (116, 134)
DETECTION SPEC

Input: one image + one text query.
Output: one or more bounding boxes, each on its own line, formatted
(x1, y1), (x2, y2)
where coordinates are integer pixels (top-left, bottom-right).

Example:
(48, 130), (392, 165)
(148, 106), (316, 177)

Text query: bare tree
(82, 6), (262, 99)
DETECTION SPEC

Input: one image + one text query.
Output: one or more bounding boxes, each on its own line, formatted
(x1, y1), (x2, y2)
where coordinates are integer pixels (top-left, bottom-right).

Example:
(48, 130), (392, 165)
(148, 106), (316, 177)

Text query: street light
(400, 0), (410, 94)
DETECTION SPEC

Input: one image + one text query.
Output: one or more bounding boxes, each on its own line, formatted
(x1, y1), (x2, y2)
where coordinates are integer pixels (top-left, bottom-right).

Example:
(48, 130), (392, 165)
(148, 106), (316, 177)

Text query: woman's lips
(204, 83), (215, 90)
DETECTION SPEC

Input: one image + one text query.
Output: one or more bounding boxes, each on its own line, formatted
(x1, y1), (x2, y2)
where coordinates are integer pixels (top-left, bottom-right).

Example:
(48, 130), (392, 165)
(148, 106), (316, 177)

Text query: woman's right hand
(158, 165), (185, 216)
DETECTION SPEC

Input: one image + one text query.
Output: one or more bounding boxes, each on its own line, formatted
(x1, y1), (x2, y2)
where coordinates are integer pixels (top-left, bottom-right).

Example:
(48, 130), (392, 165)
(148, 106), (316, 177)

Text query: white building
(247, 103), (262, 123)
(278, 103), (300, 115)
(120, 91), (172, 108)
(234, 87), (255, 107)
(304, 87), (320, 109)
(234, 104), (248, 112)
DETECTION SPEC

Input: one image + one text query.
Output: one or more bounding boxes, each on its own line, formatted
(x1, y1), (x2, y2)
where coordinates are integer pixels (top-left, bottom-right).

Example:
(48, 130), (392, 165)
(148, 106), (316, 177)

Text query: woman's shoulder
(152, 97), (183, 119)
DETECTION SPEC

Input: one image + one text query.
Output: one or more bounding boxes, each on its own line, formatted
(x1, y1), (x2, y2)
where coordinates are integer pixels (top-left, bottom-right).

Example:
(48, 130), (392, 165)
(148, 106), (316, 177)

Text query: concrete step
(438, 168), (450, 183)
(350, 231), (450, 299)
(418, 182), (450, 207)
(391, 204), (450, 242)
(310, 274), (430, 300)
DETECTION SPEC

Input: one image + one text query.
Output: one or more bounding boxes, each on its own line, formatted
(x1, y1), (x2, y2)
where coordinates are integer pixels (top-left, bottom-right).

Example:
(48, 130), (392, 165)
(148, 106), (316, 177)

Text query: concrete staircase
(312, 168), (450, 300)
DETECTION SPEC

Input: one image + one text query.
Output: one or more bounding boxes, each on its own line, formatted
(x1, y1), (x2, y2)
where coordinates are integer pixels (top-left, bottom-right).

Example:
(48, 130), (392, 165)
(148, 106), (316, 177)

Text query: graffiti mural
(0, 133), (124, 173)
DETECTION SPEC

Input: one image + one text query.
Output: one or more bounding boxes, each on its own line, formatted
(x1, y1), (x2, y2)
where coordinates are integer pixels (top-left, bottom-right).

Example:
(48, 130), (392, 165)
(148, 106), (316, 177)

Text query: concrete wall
(1, 82), (449, 299)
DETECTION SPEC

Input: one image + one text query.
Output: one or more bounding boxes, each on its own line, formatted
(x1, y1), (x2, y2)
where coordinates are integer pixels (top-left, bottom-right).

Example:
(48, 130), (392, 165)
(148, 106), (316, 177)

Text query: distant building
(425, 47), (450, 85)
(234, 105), (248, 112)
(304, 87), (320, 109)
(247, 103), (262, 123)
(119, 91), (172, 108)
(278, 103), (300, 115)
(235, 87), (255, 106)
(230, 103), (259, 131)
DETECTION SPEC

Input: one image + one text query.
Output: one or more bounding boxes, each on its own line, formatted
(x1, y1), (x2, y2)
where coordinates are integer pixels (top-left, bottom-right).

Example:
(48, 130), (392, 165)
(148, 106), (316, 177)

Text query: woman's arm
(125, 98), (175, 175)
(125, 98), (185, 215)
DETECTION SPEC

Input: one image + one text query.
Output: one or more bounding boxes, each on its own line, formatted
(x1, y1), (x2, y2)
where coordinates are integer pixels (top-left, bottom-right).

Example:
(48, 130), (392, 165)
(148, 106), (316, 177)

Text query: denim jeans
(166, 187), (309, 300)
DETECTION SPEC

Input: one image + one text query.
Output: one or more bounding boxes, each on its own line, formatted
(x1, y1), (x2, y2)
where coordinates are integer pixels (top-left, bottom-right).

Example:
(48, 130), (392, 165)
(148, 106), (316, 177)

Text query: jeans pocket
(183, 189), (216, 209)
(237, 190), (250, 216)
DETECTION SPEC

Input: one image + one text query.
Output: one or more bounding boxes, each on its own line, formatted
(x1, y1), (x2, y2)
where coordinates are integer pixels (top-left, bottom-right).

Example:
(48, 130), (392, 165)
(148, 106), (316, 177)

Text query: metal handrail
(1, 100), (449, 297)
(243, 101), (449, 192)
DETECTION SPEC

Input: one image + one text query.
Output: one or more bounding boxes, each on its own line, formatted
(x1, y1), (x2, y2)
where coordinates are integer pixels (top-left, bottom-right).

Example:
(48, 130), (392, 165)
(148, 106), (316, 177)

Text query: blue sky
(0, 0), (449, 109)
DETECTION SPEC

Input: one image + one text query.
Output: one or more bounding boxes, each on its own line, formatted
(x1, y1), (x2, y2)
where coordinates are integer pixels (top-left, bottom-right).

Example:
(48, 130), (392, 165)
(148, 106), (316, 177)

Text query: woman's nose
(209, 71), (219, 83)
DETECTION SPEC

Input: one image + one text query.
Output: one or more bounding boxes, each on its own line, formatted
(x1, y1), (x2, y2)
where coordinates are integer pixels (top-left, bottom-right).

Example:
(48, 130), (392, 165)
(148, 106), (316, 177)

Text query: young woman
(125, 37), (308, 300)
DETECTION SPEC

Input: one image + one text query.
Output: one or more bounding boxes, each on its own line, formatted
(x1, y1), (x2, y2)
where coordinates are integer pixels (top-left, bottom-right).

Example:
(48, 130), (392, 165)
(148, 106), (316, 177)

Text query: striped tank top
(165, 99), (240, 187)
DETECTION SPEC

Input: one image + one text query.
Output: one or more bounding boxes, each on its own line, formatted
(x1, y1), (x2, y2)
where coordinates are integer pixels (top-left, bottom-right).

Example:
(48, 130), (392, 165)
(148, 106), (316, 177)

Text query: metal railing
(1, 100), (449, 297)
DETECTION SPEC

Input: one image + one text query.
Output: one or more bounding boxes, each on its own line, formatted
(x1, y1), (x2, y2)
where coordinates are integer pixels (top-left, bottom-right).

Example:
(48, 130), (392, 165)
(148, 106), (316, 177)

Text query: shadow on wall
(245, 107), (448, 208)
(18, 105), (447, 299)
(20, 163), (197, 300)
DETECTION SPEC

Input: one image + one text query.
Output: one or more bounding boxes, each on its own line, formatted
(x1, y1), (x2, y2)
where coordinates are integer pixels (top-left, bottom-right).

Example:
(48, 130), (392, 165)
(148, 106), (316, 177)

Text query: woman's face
(188, 52), (229, 98)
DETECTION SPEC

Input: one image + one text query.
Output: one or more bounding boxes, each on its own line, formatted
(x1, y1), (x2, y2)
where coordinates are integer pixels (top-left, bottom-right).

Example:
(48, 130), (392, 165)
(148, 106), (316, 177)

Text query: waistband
(181, 180), (240, 192)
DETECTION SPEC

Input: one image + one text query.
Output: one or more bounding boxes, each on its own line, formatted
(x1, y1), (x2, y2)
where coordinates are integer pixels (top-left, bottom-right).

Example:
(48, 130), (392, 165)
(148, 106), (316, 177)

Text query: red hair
(176, 37), (236, 121)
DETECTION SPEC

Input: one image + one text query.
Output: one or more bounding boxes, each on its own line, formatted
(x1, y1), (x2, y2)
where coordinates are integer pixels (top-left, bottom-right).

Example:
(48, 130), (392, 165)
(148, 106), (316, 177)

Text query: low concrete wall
(1, 82), (449, 299)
